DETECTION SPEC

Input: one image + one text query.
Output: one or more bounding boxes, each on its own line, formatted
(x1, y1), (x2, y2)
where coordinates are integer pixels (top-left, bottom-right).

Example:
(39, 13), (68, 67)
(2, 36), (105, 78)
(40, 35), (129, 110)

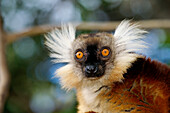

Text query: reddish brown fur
(123, 57), (170, 112)
(97, 57), (170, 113)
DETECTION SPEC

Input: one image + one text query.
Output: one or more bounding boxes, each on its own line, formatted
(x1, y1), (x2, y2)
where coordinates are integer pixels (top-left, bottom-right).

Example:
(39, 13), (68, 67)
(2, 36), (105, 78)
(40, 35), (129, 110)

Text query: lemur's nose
(85, 65), (98, 77)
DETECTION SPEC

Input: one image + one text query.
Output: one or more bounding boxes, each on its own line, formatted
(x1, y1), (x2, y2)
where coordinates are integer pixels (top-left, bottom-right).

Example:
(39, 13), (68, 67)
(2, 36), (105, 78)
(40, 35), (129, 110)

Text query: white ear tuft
(45, 23), (76, 63)
(113, 20), (148, 74)
(114, 20), (148, 56)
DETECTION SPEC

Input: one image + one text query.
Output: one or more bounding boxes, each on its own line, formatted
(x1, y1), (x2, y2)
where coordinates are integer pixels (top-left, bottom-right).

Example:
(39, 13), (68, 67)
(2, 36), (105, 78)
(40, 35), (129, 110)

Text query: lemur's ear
(45, 24), (76, 63)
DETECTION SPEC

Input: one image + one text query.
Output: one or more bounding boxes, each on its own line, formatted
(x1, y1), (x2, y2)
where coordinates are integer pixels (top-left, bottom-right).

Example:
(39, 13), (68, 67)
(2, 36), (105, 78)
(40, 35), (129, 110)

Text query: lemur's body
(77, 57), (170, 113)
(45, 21), (170, 113)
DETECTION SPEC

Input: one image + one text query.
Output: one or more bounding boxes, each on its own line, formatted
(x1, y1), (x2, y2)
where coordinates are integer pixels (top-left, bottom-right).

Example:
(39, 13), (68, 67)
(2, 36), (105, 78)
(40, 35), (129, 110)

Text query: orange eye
(76, 51), (84, 59)
(101, 49), (110, 57)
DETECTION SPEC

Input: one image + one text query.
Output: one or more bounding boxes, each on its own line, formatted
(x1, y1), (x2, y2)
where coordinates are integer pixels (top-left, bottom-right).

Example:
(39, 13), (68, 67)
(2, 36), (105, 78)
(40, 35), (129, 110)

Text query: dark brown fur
(124, 57), (170, 112)
(97, 57), (170, 113)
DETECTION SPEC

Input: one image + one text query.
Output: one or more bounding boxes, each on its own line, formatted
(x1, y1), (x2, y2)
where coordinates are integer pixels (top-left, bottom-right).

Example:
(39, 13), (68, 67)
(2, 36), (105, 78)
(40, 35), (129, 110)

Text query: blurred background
(1, 0), (170, 113)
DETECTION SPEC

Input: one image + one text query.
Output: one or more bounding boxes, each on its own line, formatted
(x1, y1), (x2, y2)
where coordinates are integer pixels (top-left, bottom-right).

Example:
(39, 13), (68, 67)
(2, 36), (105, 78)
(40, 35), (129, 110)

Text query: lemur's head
(45, 20), (147, 90)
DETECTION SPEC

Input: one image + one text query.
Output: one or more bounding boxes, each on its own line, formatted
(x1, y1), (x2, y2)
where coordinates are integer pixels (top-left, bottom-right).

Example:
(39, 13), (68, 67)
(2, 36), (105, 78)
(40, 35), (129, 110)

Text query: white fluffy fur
(82, 87), (99, 104)
(114, 20), (147, 55)
(113, 20), (147, 70)
(45, 23), (76, 63)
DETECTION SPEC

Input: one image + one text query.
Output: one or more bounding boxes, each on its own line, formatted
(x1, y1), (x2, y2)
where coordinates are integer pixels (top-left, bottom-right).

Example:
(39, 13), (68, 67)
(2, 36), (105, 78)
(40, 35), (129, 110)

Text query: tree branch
(6, 19), (170, 44)
(0, 14), (10, 113)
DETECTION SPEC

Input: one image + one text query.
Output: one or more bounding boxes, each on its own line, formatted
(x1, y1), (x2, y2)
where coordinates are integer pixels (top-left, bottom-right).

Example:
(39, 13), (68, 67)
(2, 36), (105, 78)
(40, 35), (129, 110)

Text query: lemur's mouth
(85, 73), (103, 78)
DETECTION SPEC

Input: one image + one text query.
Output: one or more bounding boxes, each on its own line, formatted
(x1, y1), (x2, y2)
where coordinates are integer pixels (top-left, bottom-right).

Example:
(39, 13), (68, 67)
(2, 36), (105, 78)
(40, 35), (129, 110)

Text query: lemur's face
(72, 33), (115, 79)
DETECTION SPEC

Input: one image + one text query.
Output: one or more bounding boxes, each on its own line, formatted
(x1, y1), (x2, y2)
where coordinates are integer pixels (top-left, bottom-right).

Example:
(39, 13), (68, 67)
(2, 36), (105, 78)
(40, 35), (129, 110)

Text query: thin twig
(6, 19), (170, 44)
(0, 15), (10, 113)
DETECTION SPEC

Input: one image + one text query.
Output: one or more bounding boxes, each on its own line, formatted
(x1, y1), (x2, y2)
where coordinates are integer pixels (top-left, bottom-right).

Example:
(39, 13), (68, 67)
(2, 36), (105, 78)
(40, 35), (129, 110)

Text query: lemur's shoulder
(124, 57), (170, 85)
